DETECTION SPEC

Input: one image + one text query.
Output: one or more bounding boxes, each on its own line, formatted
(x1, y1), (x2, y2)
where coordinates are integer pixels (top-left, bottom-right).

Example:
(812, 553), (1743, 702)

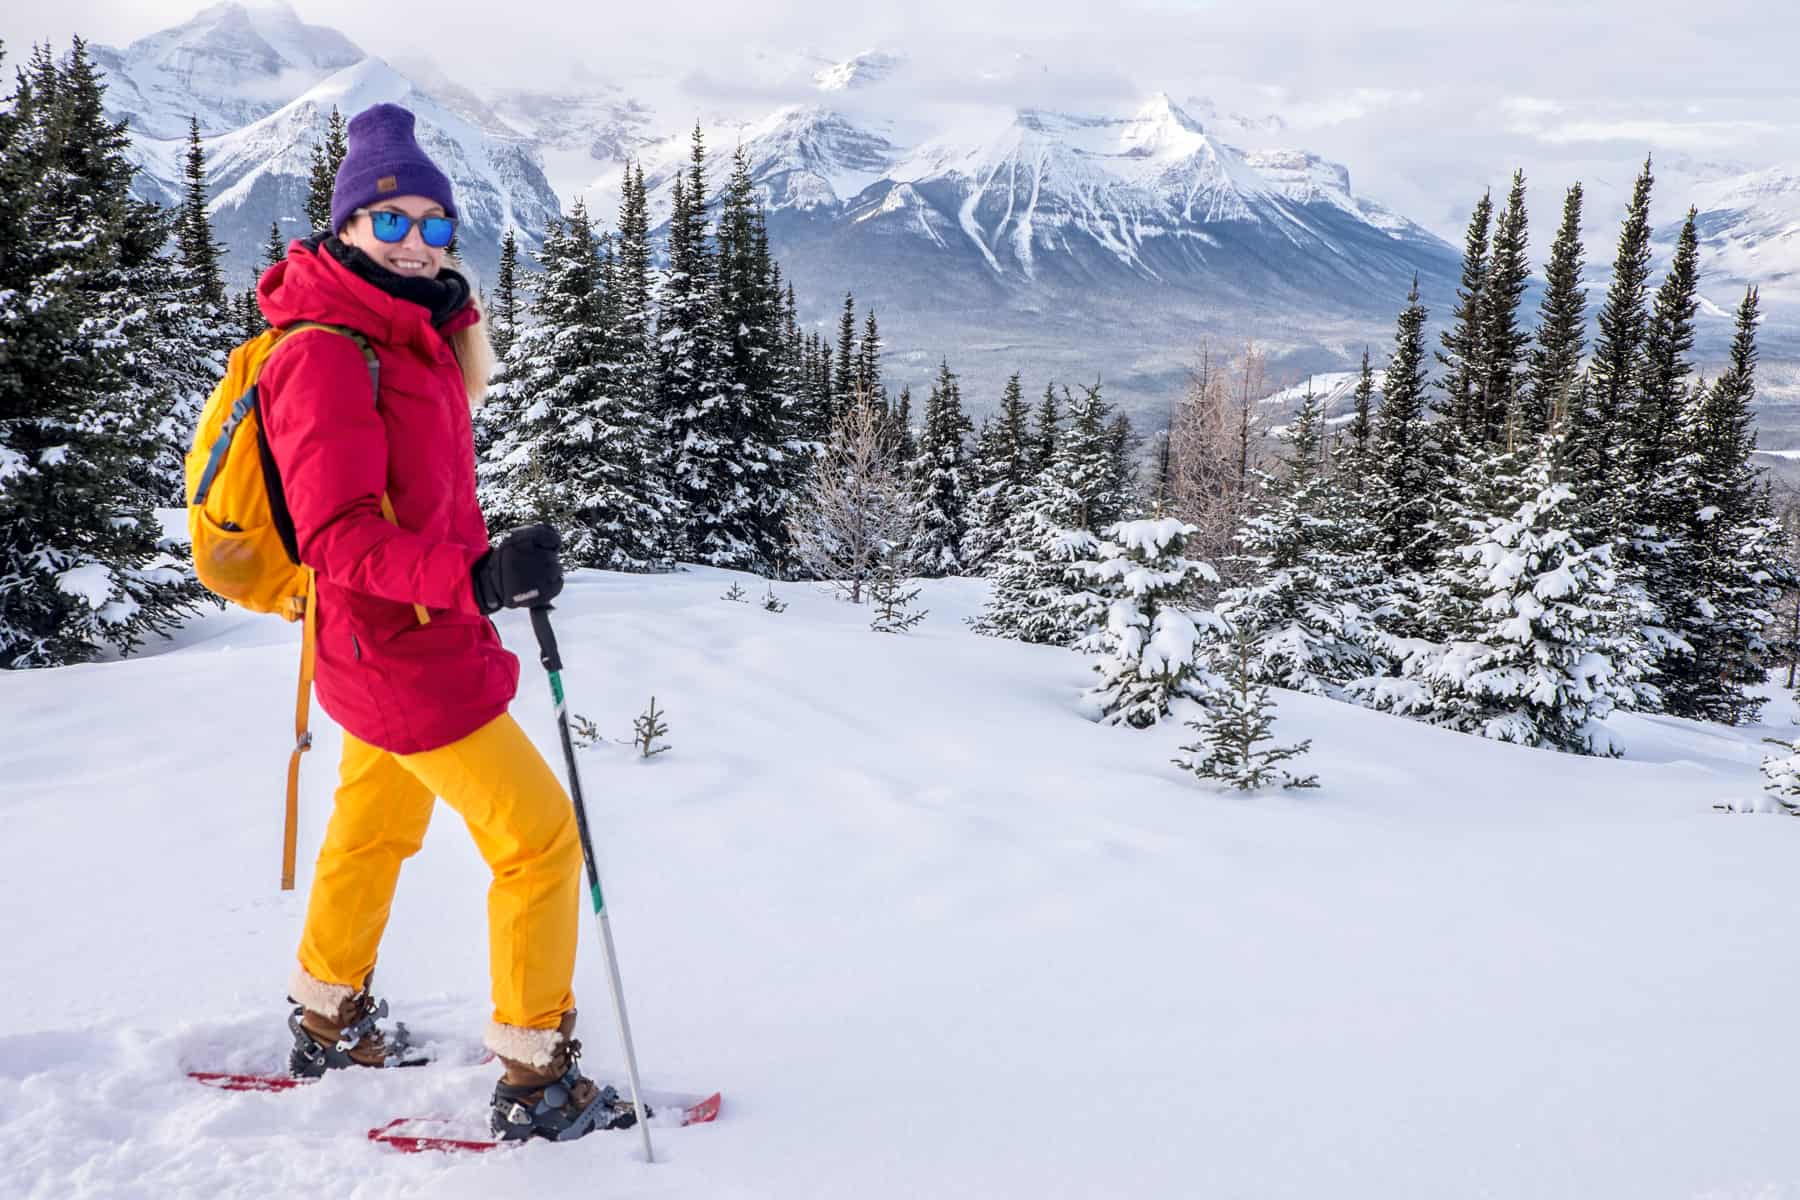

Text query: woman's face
(339, 193), (449, 279)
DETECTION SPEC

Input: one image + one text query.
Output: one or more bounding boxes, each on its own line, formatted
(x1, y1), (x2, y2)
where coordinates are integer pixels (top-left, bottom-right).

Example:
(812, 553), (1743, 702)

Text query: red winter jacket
(257, 240), (518, 754)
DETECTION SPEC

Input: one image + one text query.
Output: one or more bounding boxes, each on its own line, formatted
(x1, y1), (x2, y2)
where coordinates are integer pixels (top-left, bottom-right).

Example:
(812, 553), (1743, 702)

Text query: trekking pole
(529, 604), (655, 1163)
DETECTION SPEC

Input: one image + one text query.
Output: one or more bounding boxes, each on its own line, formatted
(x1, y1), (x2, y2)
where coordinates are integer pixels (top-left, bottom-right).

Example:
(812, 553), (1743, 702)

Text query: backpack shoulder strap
(264, 321), (379, 405)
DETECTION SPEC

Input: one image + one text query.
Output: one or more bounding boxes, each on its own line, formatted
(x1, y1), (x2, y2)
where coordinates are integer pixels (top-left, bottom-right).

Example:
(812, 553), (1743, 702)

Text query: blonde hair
(444, 253), (495, 407)
(449, 302), (495, 407)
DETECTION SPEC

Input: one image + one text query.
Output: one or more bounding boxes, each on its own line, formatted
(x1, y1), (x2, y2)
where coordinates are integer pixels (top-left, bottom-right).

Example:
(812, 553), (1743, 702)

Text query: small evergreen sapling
(722, 582), (749, 603)
(870, 549), (927, 633)
(1076, 518), (1219, 728)
(1175, 621), (1318, 790)
(761, 582), (787, 613)
(633, 696), (671, 759)
(570, 712), (603, 749)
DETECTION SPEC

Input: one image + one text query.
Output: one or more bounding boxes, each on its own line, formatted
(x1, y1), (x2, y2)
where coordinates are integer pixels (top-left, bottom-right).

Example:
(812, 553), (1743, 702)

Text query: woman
(257, 102), (611, 1142)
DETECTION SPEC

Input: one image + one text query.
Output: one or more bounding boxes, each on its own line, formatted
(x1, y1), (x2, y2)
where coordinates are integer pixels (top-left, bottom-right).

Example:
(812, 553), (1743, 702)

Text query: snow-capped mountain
(1680, 166), (1800, 335)
(99, 6), (562, 285)
(92, 3), (1797, 420)
(91, 0), (362, 140)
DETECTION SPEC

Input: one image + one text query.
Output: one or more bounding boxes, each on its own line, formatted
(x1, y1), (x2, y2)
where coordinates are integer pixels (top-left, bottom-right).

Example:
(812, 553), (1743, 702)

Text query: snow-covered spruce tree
(479, 202), (674, 570)
(1524, 183), (1587, 439)
(1030, 381), (1061, 477)
(961, 371), (1034, 574)
(304, 105), (347, 235)
(1341, 348), (1378, 486)
(787, 389), (921, 603)
(1361, 276), (1441, 640)
(1175, 619), (1317, 790)
(490, 226), (521, 363)
(660, 127), (763, 571)
(907, 359), (975, 576)
(972, 383), (1117, 645)
(1105, 412), (1139, 519)
(0, 40), (208, 667)
(832, 291), (857, 423)
(855, 308), (886, 410)
(1360, 440), (1628, 754)
(714, 144), (794, 574)
(887, 383), (917, 467)
(1663, 288), (1785, 724)
(175, 116), (226, 312)
(1624, 208), (1705, 708)
(156, 113), (238, 504)
(1075, 518), (1219, 728)
(1577, 154), (1655, 531)
(1216, 382), (1375, 696)
(1476, 171), (1531, 448)
(1436, 191), (1491, 441)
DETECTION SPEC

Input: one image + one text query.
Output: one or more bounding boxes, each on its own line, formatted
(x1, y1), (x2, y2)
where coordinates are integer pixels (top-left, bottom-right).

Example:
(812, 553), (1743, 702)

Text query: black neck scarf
(316, 235), (471, 329)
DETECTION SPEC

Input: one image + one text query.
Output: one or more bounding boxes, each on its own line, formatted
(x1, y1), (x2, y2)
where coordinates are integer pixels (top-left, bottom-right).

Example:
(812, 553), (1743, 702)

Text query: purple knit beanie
(329, 103), (457, 234)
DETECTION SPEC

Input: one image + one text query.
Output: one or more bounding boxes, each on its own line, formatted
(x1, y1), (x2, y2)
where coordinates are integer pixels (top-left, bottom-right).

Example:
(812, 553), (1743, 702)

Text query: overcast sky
(4, 0), (1794, 246)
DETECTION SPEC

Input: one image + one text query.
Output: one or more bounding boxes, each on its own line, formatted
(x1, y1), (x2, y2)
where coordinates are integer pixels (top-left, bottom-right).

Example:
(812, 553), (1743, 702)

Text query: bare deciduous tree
(786, 389), (923, 603)
(1165, 340), (1270, 595)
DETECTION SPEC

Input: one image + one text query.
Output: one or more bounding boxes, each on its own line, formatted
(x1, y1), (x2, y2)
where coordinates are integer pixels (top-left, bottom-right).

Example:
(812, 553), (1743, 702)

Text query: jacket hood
(257, 239), (478, 352)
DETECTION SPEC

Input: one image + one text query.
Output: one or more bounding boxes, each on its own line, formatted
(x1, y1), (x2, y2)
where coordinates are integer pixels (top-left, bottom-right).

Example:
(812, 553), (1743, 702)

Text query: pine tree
(1525, 183), (1587, 438)
(481, 202), (675, 570)
(1369, 277), (1436, 583)
(973, 384), (1118, 645)
(1175, 619), (1317, 790)
(659, 126), (747, 568)
(855, 308), (885, 409)
(261, 218), (287, 273)
(1622, 207), (1705, 705)
(713, 143), (791, 573)
(491, 227), (521, 362)
(1218, 382), (1375, 695)
(1343, 346), (1376, 485)
(1437, 192), (1492, 439)
(908, 359), (975, 576)
(1104, 413), (1138, 523)
(889, 383), (917, 465)
(1663, 288), (1784, 724)
(1578, 155), (1656, 524)
(1479, 171), (1531, 448)
(175, 115), (225, 309)
(833, 291), (857, 422)
(1031, 382), (1061, 477)
(961, 371), (1034, 573)
(1633, 208), (1702, 526)
(1076, 518), (1218, 727)
(1366, 437), (1629, 754)
(0, 39), (208, 666)
(304, 106), (347, 234)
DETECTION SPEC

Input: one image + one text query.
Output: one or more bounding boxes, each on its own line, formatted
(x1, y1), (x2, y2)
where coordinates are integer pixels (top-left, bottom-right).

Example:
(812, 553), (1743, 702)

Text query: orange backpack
(185, 323), (425, 889)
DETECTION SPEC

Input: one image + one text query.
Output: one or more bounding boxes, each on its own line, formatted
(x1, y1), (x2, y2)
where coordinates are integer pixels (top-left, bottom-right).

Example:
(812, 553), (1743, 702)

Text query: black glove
(472, 523), (564, 615)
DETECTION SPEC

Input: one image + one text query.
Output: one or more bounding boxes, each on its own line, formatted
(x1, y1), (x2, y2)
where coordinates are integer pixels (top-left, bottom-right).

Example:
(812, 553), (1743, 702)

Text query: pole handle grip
(529, 604), (562, 672)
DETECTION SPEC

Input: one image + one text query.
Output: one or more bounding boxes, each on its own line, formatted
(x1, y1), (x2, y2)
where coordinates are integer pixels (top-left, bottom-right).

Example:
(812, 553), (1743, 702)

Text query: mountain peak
(813, 50), (904, 92)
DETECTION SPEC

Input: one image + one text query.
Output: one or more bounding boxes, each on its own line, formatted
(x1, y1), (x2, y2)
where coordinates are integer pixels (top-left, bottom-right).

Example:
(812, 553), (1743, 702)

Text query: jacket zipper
(350, 633), (362, 661)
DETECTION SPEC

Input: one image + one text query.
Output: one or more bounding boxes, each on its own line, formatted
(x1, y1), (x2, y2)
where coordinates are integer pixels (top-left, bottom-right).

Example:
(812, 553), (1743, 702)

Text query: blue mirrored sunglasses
(358, 208), (456, 248)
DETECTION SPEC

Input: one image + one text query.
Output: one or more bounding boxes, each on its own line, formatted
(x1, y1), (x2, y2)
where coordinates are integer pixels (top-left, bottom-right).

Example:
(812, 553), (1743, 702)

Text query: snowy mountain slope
(4, 563), (1800, 1198)
(1682, 166), (1800, 330)
(91, 0), (363, 140)
(117, 53), (563, 286)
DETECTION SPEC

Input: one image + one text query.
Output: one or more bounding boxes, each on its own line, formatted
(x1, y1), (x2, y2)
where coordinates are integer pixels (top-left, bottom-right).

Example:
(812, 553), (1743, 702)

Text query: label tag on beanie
(377, 176), (398, 193)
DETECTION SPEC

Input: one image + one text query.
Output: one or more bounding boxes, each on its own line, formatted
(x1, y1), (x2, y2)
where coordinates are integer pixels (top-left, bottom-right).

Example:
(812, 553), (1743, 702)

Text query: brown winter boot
(489, 1011), (639, 1141)
(286, 969), (412, 1077)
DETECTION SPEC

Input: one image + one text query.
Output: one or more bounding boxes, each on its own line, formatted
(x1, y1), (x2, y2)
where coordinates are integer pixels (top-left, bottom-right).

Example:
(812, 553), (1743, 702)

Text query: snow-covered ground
(4, 566), (1799, 1198)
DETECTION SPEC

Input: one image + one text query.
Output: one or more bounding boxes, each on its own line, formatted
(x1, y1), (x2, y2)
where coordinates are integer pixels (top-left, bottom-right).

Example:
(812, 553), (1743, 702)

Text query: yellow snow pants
(296, 713), (582, 1033)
